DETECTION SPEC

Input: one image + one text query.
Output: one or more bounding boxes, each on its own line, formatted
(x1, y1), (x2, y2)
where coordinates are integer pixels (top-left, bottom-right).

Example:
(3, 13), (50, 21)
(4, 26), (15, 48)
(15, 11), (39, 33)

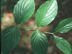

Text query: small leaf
(54, 35), (71, 54)
(1, 26), (20, 54)
(13, 0), (35, 24)
(55, 18), (72, 33)
(35, 0), (58, 27)
(31, 30), (48, 54)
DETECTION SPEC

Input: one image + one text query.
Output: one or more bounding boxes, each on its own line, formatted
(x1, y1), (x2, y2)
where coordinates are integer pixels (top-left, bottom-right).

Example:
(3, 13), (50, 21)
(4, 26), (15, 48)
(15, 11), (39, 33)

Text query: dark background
(1, 0), (72, 54)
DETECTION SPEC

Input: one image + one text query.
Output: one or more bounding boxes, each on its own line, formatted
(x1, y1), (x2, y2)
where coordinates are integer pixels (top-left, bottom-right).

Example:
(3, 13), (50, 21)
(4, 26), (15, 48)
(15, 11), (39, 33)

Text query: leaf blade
(54, 35), (71, 54)
(31, 30), (48, 54)
(1, 26), (20, 54)
(35, 0), (58, 27)
(13, 0), (35, 24)
(55, 18), (72, 33)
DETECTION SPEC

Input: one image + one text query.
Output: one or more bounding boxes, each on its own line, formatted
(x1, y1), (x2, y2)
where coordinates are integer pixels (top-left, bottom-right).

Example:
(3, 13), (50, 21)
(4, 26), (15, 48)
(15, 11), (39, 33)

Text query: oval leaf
(13, 0), (35, 24)
(54, 35), (71, 54)
(35, 0), (58, 27)
(55, 18), (72, 33)
(1, 26), (20, 54)
(31, 30), (48, 54)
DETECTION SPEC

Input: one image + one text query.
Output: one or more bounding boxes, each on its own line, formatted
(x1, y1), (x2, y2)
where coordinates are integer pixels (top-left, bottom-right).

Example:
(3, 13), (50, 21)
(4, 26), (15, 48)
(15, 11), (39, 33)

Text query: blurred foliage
(1, 0), (72, 54)
(1, 0), (6, 5)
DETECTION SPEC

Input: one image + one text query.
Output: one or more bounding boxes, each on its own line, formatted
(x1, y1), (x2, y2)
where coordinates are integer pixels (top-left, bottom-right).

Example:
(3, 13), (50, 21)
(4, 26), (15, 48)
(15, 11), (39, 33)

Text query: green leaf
(55, 18), (72, 33)
(31, 30), (48, 54)
(1, 26), (20, 54)
(13, 0), (35, 24)
(54, 35), (71, 54)
(35, 0), (58, 27)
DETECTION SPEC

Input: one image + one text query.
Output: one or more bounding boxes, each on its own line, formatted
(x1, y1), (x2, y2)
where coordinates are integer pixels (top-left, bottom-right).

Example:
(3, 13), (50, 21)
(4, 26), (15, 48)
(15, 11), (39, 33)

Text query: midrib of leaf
(1, 26), (17, 54)
(34, 31), (47, 54)
(55, 38), (71, 54)
(31, 31), (40, 52)
(60, 41), (71, 53)
(10, 30), (17, 50)
(20, 2), (33, 22)
(4, 26), (16, 40)
(55, 36), (71, 51)
(17, 0), (26, 24)
(37, 31), (48, 46)
(9, 27), (18, 50)
(55, 21), (72, 33)
(38, 0), (54, 27)
(19, 1), (32, 21)
(37, 30), (40, 39)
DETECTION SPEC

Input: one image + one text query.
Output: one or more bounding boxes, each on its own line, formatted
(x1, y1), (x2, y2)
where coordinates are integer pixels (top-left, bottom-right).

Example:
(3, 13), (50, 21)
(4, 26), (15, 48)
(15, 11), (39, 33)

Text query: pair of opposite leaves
(13, 0), (58, 27)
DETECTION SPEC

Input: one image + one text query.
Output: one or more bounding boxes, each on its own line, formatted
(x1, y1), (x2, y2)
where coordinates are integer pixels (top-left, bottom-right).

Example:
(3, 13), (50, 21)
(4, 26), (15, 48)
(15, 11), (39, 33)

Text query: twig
(18, 28), (36, 31)
(1, 25), (8, 27)
(2, 25), (36, 31)
(43, 32), (54, 36)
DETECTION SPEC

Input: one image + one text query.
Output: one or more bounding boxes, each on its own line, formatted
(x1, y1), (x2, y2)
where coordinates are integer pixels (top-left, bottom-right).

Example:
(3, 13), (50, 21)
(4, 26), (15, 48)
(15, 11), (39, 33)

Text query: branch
(18, 28), (36, 31)
(1, 25), (8, 27)
(43, 32), (54, 35)
(2, 25), (36, 31)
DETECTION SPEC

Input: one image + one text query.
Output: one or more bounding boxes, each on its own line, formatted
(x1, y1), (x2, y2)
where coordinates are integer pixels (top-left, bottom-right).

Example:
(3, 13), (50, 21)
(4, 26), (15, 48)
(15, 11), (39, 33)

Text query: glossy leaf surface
(31, 30), (48, 54)
(54, 35), (71, 54)
(1, 26), (20, 54)
(55, 18), (72, 33)
(13, 0), (35, 24)
(35, 0), (58, 27)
